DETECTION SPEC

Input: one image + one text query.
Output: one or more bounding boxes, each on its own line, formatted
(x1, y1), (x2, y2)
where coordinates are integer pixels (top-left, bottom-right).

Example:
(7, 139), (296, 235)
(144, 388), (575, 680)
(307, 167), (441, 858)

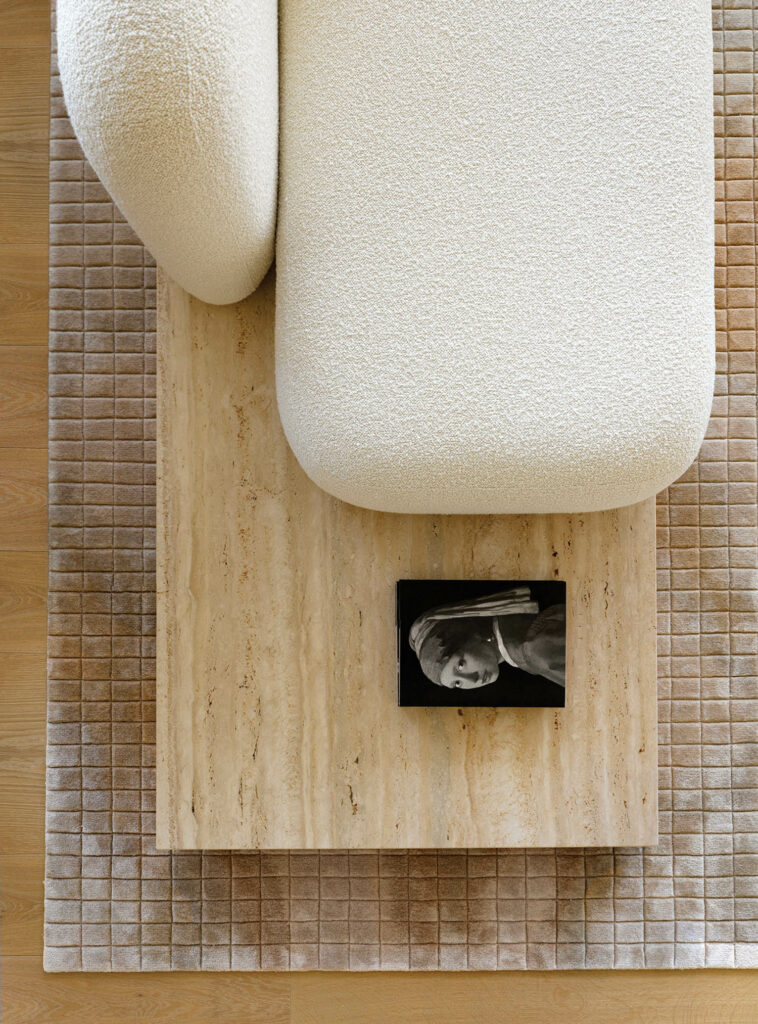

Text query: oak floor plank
(0, 47), (48, 245)
(1, 958), (291, 1024)
(0, 47), (49, 125)
(0, 756), (45, 856)
(0, 0), (50, 49)
(0, 651), (46, 855)
(291, 972), (758, 1024)
(0, 854), (44, 956)
(0, 793), (44, 855)
(0, 650), (44, 686)
(0, 447), (47, 549)
(0, 243), (48, 345)
(0, 551), (47, 652)
(0, 346), (47, 447)
(0, 143), (48, 244)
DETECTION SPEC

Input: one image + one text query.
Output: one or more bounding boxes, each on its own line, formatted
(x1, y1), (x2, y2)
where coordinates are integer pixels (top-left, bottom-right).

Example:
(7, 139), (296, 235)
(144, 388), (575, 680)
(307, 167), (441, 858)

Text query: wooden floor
(0, 2), (757, 1020)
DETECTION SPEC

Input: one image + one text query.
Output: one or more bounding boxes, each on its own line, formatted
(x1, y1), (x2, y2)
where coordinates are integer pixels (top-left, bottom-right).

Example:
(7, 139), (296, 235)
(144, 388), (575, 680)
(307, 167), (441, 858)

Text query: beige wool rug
(45, 2), (758, 970)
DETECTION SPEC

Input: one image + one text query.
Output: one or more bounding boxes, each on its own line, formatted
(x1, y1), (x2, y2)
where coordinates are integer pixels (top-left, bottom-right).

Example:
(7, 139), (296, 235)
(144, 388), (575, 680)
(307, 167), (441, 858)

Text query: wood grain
(3, 962), (757, 1024)
(0, 854), (44, 956)
(0, 446), (47, 548)
(0, 653), (46, 854)
(156, 272), (658, 850)
(0, 48), (49, 124)
(0, 550), (47, 651)
(0, 346), (47, 447)
(289, 971), (758, 1024)
(0, 47), (49, 244)
(0, 0), (50, 48)
(1, 958), (291, 1024)
(0, 243), (48, 344)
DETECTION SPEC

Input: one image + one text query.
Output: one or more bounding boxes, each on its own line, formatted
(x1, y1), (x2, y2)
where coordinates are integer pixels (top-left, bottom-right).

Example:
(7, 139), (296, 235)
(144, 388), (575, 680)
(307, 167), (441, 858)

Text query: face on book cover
(397, 579), (567, 708)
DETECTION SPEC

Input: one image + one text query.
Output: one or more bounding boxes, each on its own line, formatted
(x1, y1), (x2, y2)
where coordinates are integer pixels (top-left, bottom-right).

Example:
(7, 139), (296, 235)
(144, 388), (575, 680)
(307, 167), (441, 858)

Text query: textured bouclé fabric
(57, 0), (277, 304)
(276, 0), (715, 513)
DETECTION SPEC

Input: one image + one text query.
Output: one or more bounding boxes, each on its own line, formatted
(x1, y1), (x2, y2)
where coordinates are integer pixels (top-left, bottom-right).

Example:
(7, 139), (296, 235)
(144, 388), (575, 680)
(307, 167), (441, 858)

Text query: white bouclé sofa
(58, 0), (715, 514)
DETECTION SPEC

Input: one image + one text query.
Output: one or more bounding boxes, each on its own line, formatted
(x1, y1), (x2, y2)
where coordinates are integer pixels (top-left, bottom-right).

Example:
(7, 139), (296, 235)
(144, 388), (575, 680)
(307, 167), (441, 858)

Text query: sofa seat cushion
(276, 0), (715, 514)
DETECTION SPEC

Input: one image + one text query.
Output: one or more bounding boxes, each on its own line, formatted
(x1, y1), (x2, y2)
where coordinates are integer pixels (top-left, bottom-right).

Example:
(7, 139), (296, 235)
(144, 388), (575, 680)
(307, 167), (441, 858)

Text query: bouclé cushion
(276, 0), (715, 513)
(58, 0), (278, 305)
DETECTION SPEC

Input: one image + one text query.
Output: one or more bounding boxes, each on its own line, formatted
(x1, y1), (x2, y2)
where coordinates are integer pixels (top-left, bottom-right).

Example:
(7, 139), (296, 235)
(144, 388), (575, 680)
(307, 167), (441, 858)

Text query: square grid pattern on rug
(45, 2), (758, 970)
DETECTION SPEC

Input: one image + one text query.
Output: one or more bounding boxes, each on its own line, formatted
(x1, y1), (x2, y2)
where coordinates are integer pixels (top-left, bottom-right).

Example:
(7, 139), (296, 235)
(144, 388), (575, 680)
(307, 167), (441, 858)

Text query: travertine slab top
(156, 272), (657, 850)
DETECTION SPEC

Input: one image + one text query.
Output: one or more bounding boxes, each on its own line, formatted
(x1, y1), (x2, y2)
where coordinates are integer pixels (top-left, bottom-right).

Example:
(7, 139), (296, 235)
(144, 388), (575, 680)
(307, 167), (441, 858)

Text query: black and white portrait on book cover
(397, 579), (566, 707)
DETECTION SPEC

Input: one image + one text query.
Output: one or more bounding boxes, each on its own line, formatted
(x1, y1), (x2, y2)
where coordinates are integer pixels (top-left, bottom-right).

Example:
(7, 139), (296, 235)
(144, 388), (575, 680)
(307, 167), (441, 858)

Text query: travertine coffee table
(156, 273), (657, 850)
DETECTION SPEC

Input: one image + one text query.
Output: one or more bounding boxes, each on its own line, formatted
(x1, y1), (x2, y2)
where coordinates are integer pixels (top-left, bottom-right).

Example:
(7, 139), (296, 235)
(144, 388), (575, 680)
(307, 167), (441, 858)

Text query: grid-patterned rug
(44, 2), (758, 970)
